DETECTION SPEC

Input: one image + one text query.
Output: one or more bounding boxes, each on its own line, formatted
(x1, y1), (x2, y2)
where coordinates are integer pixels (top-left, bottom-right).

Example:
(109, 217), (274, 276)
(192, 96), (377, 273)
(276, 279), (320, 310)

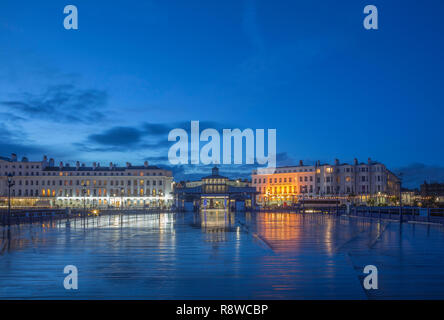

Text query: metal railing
(0, 207), (174, 227)
(254, 205), (444, 225)
(349, 206), (444, 225)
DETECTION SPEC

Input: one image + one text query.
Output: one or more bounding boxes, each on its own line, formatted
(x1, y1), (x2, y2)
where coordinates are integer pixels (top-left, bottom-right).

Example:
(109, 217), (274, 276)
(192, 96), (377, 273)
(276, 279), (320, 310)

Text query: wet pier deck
(1, 212), (443, 299)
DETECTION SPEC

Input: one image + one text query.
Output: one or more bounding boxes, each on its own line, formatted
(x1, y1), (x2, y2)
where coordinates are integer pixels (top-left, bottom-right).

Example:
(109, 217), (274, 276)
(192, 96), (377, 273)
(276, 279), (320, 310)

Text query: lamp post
(301, 185), (307, 214)
(81, 182), (87, 218)
(120, 188), (124, 210)
(7, 173), (15, 230)
(336, 188), (340, 215)
(398, 173), (403, 223)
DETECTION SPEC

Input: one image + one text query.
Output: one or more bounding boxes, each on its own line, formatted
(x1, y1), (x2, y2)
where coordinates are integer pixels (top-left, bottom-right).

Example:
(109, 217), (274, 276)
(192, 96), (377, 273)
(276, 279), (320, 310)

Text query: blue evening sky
(1, 0), (444, 187)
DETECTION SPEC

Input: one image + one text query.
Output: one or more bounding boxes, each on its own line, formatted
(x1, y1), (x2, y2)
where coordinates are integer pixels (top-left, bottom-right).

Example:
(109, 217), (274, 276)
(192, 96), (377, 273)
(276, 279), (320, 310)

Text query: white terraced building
(0, 153), (173, 208)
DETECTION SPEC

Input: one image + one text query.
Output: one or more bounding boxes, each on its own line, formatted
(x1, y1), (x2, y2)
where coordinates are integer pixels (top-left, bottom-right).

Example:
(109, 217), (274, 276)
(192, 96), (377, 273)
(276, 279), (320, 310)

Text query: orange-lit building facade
(251, 158), (400, 207)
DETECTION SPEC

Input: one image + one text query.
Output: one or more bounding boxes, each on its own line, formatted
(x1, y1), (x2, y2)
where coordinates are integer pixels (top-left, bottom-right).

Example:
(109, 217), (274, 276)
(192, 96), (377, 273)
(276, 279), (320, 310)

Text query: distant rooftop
(0, 153), (166, 172)
(201, 167), (228, 180)
(42, 165), (161, 172)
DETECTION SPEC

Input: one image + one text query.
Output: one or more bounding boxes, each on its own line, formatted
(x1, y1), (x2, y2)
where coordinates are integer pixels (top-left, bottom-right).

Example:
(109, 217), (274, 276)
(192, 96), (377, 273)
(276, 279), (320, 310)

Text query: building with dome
(174, 167), (257, 212)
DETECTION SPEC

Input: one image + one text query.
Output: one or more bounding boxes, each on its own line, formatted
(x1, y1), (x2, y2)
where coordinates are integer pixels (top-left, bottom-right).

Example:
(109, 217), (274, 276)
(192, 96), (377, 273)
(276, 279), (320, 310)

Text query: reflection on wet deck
(0, 211), (443, 299)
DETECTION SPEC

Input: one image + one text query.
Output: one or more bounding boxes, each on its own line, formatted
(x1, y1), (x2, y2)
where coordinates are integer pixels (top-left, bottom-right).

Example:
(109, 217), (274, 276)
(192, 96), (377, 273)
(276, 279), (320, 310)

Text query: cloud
(142, 121), (228, 135)
(0, 124), (50, 158)
(80, 121), (233, 151)
(0, 84), (108, 123)
(0, 112), (25, 122)
(145, 148), (258, 182)
(0, 124), (12, 140)
(393, 163), (444, 189)
(88, 127), (143, 147)
(144, 155), (169, 163)
(276, 152), (298, 166)
(78, 124), (173, 153)
(75, 120), (274, 179)
(166, 163), (255, 182)
(142, 123), (172, 136)
(0, 142), (46, 159)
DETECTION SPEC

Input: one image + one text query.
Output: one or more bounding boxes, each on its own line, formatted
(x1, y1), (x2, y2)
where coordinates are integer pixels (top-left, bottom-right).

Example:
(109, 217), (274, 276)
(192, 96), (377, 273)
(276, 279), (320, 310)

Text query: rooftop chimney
(42, 155), (48, 169)
(49, 158), (55, 167)
(299, 160), (303, 166)
(109, 162), (113, 170)
(335, 159), (339, 166)
(76, 161), (80, 169)
(11, 153), (17, 162)
(126, 162), (131, 168)
(144, 160), (149, 168)
(368, 157), (372, 164)
(93, 162), (97, 169)
(59, 161), (63, 169)
(354, 158), (358, 165)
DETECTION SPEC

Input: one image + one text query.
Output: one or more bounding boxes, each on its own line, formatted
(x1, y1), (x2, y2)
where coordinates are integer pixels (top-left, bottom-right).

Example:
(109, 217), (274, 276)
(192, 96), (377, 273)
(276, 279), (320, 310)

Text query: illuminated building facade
(0, 154), (173, 208)
(174, 167), (257, 211)
(251, 158), (400, 206)
(420, 182), (444, 205)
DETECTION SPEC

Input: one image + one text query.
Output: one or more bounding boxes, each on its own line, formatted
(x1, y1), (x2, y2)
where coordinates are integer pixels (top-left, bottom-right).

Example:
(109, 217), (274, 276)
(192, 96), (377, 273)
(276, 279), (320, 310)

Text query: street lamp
(7, 173), (15, 230)
(120, 188), (124, 210)
(398, 172), (403, 223)
(336, 189), (339, 215)
(301, 185), (307, 214)
(81, 182), (87, 217)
